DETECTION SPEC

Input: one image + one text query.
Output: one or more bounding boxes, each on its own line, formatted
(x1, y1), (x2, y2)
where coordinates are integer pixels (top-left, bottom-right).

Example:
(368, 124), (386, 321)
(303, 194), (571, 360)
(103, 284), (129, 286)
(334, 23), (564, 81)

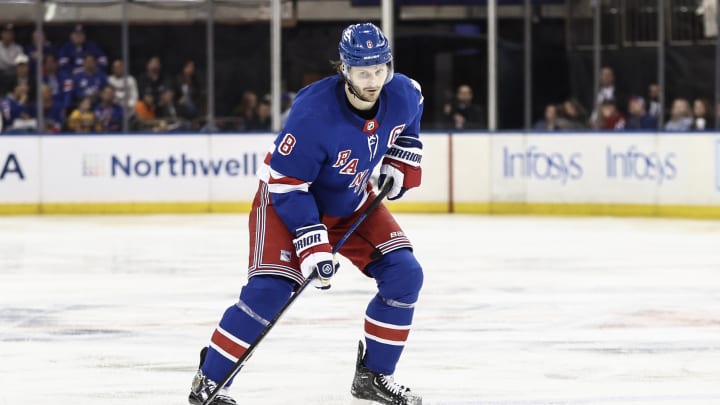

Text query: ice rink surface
(1, 213), (720, 405)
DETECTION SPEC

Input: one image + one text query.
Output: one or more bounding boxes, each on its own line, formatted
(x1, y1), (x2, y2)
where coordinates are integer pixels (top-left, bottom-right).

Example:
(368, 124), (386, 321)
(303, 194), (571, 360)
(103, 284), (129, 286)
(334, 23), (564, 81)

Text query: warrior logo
(366, 40), (374, 48)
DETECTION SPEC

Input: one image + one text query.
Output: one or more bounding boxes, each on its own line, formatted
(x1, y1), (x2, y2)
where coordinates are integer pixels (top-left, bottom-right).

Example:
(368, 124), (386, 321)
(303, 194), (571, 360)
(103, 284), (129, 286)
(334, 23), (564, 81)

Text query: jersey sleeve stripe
(266, 167), (310, 193)
(268, 175), (306, 186)
(267, 182), (309, 194)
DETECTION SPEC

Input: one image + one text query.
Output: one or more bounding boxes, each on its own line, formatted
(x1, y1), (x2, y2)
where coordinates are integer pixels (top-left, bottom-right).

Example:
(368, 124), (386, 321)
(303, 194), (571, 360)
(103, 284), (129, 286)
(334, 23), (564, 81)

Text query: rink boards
(1, 132), (720, 218)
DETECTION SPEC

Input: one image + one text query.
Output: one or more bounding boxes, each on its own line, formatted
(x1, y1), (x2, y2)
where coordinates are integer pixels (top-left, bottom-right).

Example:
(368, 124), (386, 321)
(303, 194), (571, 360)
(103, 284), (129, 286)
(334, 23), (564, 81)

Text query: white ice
(1, 214), (720, 405)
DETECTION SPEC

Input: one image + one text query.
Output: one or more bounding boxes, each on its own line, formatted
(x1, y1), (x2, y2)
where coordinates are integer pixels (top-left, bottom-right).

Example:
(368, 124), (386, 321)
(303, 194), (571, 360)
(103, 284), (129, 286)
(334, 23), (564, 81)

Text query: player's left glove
(378, 135), (422, 200)
(293, 224), (338, 290)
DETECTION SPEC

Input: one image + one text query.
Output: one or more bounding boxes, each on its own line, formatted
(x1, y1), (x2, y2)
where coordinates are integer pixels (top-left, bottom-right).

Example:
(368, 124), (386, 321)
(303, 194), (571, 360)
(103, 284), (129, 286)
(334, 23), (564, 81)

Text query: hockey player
(189, 22), (424, 405)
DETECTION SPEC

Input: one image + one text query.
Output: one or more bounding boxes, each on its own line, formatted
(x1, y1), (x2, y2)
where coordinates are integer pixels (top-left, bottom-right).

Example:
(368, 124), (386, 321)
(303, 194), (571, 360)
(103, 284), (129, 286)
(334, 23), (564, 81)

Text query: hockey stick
(203, 177), (395, 405)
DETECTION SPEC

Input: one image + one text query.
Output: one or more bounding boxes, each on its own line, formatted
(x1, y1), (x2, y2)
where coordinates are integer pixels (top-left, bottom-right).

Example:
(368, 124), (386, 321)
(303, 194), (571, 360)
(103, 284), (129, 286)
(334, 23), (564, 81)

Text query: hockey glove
(378, 135), (423, 200)
(293, 224), (338, 290)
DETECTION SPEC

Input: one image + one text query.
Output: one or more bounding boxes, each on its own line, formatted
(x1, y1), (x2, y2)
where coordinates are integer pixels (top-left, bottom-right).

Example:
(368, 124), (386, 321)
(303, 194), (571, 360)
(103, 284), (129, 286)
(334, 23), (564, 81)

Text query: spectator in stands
(37, 84), (65, 133)
(231, 90), (258, 131)
(67, 96), (95, 133)
(58, 24), (108, 76)
(173, 59), (204, 121)
(133, 89), (167, 132)
(0, 24), (23, 78)
(646, 83), (661, 118)
(134, 89), (155, 121)
(626, 96), (657, 130)
(93, 85), (123, 132)
(665, 98), (693, 131)
(597, 99), (626, 130)
(42, 53), (72, 115)
(557, 98), (588, 129)
(157, 88), (190, 131)
(591, 66), (625, 126)
(247, 97), (272, 131)
(0, 83), (35, 133)
(4, 53), (35, 101)
(442, 84), (485, 130)
(533, 104), (559, 131)
(72, 54), (108, 105)
(108, 59), (138, 112)
(0, 89), (12, 131)
(598, 67), (619, 102)
(137, 56), (169, 110)
(691, 98), (712, 130)
(25, 29), (55, 74)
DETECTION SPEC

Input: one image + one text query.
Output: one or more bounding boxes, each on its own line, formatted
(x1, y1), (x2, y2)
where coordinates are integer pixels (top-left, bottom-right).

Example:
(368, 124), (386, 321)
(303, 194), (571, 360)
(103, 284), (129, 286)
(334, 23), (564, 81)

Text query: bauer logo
(605, 146), (676, 185)
(0, 153), (25, 180)
(502, 146), (583, 184)
(87, 153), (260, 178)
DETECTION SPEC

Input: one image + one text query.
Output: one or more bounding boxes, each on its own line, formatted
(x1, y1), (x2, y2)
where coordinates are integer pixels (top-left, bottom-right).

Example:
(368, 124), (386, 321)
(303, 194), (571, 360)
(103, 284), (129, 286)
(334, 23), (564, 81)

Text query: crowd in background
(1, 21), (717, 134)
(0, 23), (287, 134)
(531, 67), (715, 132)
(441, 67), (716, 132)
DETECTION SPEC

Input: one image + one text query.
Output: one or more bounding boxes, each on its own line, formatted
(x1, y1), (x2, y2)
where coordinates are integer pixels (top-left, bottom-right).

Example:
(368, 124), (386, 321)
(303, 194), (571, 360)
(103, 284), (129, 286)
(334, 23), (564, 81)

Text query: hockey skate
(350, 340), (422, 405)
(188, 347), (237, 405)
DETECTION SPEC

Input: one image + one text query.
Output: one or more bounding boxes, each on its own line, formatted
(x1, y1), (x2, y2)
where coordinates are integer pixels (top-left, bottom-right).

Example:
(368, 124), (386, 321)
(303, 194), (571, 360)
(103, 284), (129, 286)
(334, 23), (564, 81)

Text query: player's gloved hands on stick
(293, 224), (338, 290)
(378, 136), (422, 200)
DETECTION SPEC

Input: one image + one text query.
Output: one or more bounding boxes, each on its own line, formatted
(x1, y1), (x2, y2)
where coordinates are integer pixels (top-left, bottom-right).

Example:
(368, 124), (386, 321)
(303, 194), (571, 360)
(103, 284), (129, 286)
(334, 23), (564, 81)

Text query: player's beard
(348, 83), (381, 103)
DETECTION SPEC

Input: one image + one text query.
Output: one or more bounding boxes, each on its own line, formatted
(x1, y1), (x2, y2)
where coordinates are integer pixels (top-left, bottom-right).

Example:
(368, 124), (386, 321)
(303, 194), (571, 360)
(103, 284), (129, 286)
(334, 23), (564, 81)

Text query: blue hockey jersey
(0, 97), (33, 128)
(57, 41), (108, 76)
(72, 70), (108, 102)
(43, 71), (73, 110)
(257, 73), (424, 235)
(93, 103), (123, 132)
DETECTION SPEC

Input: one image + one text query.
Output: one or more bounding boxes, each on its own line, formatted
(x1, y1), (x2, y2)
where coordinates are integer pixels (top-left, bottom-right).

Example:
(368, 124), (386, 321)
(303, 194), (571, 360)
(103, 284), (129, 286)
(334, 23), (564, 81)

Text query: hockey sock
(201, 275), (295, 385)
(363, 248), (423, 375)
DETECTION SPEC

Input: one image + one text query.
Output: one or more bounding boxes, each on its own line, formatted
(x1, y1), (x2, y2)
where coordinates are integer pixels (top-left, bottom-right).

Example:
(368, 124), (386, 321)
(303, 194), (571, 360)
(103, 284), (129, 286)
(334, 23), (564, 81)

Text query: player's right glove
(293, 224), (337, 290)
